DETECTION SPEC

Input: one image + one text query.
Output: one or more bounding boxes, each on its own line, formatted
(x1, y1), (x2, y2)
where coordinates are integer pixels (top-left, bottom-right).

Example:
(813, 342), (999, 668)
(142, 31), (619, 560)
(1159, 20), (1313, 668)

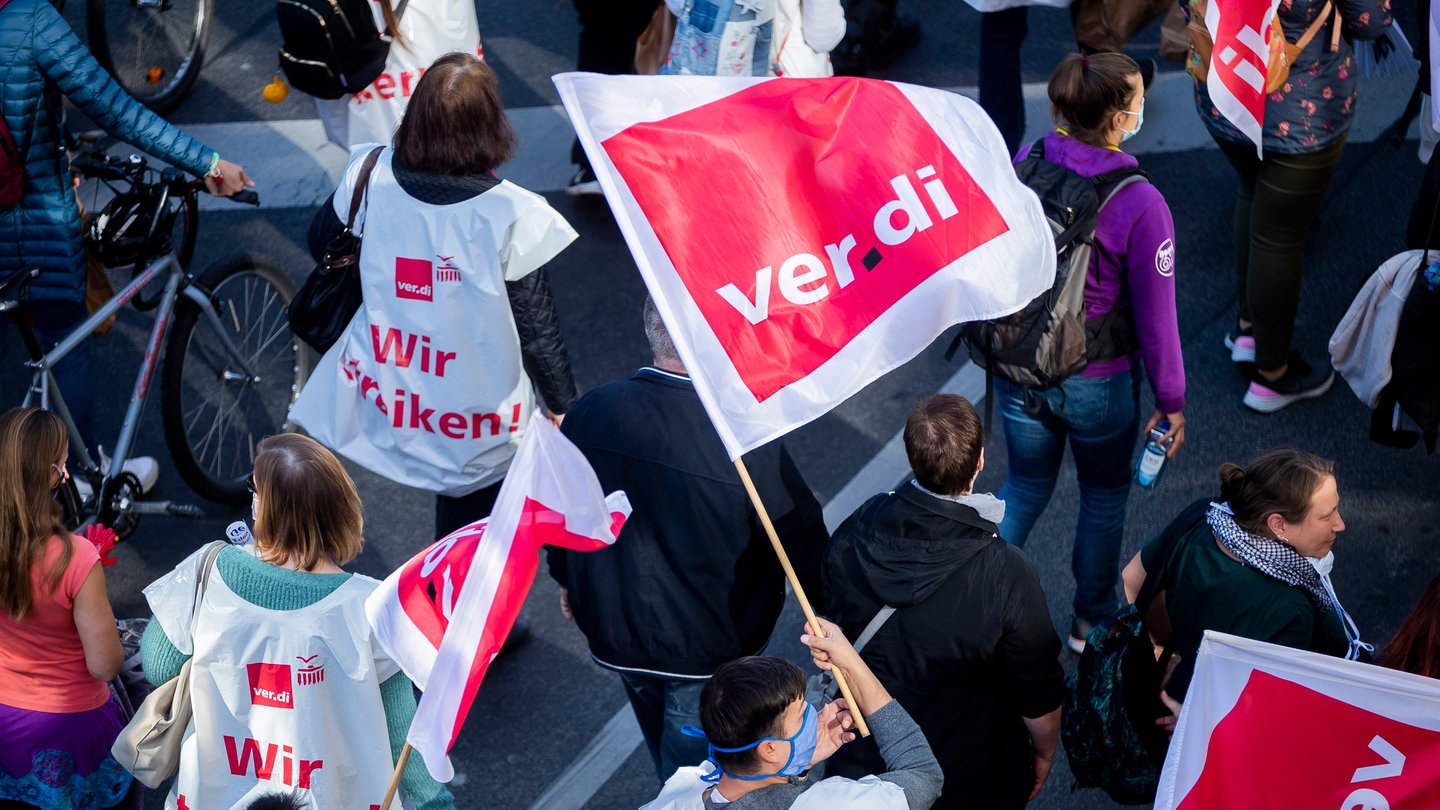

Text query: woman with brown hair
(1121, 447), (1368, 729)
(138, 433), (452, 809)
(302, 52), (578, 541)
(0, 407), (131, 809)
(998, 52), (1186, 655)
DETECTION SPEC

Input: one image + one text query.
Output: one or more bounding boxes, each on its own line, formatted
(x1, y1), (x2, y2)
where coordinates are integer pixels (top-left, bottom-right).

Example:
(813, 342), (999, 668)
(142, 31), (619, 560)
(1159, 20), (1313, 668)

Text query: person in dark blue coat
(0, 0), (250, 470)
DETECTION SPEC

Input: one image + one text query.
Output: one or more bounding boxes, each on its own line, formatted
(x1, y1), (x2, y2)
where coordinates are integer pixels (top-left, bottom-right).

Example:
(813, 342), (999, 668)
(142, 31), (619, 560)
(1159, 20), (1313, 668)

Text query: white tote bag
(770, 0), (833, 77)
(316, 0), (484, 147)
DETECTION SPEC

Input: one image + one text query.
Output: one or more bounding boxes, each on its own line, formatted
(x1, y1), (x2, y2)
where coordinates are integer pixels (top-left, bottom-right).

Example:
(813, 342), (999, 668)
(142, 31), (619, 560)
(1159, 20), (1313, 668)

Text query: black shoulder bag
(289, 145), (384, 352)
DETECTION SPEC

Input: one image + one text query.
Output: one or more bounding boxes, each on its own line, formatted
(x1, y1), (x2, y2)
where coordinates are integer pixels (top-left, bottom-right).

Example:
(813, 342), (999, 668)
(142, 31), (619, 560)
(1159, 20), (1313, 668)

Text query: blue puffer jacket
(0, 0), (212, 304)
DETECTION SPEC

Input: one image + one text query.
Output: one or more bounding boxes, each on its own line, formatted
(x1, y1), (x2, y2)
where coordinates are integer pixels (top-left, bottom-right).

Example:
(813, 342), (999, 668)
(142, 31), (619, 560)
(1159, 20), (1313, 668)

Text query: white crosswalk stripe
(135, 73), (1418, 211)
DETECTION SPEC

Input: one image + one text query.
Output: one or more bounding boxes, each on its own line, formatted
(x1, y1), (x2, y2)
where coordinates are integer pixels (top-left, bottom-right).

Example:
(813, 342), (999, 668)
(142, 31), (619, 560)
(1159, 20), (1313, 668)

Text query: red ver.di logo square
(395, 257), (433, 302)
(247, 662), (293, 709)
(601, 78), (1009, 402)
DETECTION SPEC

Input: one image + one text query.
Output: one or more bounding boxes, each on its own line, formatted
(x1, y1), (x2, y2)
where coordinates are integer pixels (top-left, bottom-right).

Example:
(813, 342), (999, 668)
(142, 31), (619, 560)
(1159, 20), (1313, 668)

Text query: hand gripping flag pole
(733, 458), (870, 738)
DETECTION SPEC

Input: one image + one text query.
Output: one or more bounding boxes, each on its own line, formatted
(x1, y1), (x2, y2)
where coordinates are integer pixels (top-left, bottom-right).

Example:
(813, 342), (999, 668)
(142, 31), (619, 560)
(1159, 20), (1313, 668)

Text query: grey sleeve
(868, 700), (944, 810)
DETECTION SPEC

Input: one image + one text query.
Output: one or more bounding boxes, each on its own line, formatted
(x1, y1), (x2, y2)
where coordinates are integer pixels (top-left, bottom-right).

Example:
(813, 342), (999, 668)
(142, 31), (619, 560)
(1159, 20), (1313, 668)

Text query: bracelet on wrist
(207, 152), (222, 179)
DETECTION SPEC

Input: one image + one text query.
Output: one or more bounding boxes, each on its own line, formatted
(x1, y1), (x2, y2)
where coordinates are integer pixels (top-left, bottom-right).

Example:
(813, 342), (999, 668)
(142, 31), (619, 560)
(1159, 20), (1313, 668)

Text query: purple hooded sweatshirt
(1016, 130), (1185, 414)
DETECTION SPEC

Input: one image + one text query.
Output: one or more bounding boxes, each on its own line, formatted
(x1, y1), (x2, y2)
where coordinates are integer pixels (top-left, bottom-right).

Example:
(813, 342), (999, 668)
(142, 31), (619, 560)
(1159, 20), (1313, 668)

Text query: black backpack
(276, 0), (408, 99)
(1061, 498), (1203, 805)
(957, 141), (1147, 390)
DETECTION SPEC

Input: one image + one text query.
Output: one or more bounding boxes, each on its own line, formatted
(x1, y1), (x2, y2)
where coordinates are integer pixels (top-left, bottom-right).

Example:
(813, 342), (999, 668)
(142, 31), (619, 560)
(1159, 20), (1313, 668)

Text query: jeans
(618, 671), (710, 782)
(995, 370), (1140, 624)
(2, 300), (96, 452)
(1215, 135), (1347, 371)
(978, 7), (1029, 155)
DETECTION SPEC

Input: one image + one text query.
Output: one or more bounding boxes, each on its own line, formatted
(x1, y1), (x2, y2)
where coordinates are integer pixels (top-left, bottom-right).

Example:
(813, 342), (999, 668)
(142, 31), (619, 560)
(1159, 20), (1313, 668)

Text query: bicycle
(0, 145), (309, 537)
(85, 0), (211, 114)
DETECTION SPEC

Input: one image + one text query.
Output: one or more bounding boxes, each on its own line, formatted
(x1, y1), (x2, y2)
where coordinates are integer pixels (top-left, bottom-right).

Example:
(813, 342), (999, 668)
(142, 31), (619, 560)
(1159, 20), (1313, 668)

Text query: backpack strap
(1078, 167), (1149, 364)
(853, 606), (897, 653)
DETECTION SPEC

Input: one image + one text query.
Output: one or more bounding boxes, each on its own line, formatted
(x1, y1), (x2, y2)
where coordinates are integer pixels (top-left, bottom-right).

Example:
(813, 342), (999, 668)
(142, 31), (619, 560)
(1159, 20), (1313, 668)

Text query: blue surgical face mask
(683, 702), (820, 783)
(1120, 97), (1145, 142)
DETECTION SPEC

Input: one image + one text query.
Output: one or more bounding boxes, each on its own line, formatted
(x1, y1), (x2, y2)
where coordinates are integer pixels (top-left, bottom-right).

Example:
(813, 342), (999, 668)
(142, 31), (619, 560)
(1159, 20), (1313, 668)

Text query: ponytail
(1047, 51), (1138, 147)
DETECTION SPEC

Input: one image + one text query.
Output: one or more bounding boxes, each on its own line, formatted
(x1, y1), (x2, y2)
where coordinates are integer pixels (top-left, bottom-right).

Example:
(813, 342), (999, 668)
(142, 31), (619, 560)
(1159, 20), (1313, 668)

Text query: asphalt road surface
(2, 1), (1437, 808)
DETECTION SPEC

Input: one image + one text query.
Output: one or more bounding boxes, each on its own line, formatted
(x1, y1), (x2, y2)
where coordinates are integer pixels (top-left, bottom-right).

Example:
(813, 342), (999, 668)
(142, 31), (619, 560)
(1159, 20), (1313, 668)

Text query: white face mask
(1307, 550), (1335, 577)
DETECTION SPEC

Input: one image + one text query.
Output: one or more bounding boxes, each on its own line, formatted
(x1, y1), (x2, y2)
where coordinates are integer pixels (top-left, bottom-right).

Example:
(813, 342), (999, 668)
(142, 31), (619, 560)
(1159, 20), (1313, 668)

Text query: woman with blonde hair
(0, 406), (132, 809)
(139, 433), (453, 809)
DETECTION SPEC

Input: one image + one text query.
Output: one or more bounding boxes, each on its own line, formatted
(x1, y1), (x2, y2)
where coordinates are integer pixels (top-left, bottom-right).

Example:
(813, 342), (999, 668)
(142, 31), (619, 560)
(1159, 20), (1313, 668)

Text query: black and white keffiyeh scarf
(1206, 501), (1332, 612)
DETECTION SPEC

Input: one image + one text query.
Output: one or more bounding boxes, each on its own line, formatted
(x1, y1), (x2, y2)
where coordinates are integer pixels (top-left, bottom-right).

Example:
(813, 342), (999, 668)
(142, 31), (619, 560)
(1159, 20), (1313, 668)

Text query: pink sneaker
(1224, 326), (1255, 363)
(1243, 354), (1335, 413)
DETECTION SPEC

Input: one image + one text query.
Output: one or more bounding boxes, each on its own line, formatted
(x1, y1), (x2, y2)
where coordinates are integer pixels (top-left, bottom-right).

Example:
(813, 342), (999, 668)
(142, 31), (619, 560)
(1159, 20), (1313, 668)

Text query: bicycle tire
(87, 0), (211, 115)
(161, 253), (311, 505)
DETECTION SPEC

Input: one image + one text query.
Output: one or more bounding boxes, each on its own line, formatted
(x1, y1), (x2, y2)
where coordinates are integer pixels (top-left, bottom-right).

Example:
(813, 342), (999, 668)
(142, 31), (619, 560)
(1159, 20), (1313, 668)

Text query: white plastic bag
(316, 0), (483, 147)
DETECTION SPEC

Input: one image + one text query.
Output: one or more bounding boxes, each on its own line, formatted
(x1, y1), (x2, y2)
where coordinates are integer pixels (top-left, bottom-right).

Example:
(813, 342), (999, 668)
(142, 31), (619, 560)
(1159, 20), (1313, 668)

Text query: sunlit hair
(251, 434), (363, 570)
(904, 394), (984, 496)
(1382, 573), (1440, 679)
(1047, 51), (1141, 148)
(391, 52), (515, 175)
(0, 407), (72, 620)
(643, 296), (680, 368)
(1217, 447), (1335, 537)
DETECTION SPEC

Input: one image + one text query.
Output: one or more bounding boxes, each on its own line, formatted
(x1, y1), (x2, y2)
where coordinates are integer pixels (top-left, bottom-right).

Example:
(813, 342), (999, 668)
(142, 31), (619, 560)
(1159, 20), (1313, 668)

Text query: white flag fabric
(1155, 632), (1440, 809)
(365, 415), (631, 781)
(1203, 0), (1282, 157)
(555, 73), (1054, 460)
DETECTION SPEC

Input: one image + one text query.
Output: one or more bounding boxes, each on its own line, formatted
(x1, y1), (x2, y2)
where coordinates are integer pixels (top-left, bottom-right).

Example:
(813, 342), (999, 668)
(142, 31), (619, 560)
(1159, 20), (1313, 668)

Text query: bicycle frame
(21, 250), (260, 527)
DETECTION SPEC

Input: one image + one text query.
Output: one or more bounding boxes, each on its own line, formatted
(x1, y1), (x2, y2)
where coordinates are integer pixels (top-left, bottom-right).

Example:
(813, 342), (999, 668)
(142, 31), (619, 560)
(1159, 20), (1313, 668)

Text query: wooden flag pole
(380, 742), (412, 810)
(733, 458), (871, 738)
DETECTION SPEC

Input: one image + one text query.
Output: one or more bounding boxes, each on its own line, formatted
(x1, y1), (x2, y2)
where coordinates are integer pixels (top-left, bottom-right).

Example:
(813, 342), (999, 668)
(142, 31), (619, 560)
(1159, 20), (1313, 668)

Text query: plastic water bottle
(1135, 422), (1171, 488)
(225, 520), (255, 546)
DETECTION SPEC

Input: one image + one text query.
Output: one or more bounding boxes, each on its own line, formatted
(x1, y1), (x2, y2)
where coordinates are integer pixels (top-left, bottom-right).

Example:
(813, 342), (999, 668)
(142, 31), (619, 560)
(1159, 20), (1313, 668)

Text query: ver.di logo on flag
(601, 79), (1010, 403)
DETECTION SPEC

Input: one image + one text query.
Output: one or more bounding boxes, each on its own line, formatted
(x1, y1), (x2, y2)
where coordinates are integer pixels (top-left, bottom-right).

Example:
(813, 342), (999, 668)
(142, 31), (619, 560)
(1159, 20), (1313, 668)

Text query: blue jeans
(618, 672), (710, 783)
(995, 370), (1140, 624)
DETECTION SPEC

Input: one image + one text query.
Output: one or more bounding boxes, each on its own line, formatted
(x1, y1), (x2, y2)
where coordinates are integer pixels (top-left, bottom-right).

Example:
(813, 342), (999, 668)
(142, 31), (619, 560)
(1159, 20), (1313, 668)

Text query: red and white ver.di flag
(555, 73), (1053, 459)
(1202, 0), (1283, 156)
(365, 414), (631, 781)
(1155, 632), (1440, 809)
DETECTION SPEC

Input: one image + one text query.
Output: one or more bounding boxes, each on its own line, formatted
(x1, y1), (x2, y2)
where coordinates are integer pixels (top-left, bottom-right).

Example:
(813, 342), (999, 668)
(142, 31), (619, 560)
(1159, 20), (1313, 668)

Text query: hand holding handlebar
(203, 159), (254, 197)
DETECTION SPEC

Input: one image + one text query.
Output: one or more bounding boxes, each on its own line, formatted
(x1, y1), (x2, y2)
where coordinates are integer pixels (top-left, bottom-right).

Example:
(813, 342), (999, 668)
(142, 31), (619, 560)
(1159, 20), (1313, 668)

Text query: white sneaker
(98, 448), (160, 495)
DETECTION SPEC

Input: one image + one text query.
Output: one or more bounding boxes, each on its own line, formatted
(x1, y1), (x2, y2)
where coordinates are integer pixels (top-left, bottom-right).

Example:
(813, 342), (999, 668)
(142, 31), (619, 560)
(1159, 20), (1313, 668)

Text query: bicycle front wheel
(88, 0), (211, 114)
(161, 254), (311, 505)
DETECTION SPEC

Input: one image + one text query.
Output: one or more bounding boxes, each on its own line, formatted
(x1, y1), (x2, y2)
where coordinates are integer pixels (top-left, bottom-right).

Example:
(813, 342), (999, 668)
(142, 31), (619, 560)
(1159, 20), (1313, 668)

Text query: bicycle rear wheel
(87, 0), (211, 114)
(161, 254), (311, 505)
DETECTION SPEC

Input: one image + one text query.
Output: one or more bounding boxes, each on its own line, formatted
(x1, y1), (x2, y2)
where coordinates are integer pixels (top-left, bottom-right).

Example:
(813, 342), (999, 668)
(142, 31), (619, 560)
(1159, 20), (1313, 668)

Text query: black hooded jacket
(822, 485), (1064, 810)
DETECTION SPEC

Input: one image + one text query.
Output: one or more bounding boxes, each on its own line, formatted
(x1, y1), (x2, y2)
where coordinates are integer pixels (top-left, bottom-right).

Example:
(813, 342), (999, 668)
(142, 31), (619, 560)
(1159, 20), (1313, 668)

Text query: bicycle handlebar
(71, 151), (261, 206)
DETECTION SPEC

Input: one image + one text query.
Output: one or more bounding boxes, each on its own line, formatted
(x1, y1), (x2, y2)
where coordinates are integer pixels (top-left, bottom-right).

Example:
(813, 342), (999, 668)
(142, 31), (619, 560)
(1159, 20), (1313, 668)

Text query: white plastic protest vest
(641, 762), (910, 810)
(290, 148), (578, 495)
(315, 0), (484, 147)
(144, 547), (403, 810)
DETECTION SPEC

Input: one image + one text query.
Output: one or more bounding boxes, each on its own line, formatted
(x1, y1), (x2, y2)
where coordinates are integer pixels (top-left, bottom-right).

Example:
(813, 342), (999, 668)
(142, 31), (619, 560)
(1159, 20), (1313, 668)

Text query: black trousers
(1214, 135), (1347, 371)
(570, 0), (658, 168)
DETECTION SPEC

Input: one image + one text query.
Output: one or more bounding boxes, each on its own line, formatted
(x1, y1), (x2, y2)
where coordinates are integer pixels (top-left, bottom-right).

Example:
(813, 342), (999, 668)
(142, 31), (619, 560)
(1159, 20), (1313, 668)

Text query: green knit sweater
(140, 545), (454, 809)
